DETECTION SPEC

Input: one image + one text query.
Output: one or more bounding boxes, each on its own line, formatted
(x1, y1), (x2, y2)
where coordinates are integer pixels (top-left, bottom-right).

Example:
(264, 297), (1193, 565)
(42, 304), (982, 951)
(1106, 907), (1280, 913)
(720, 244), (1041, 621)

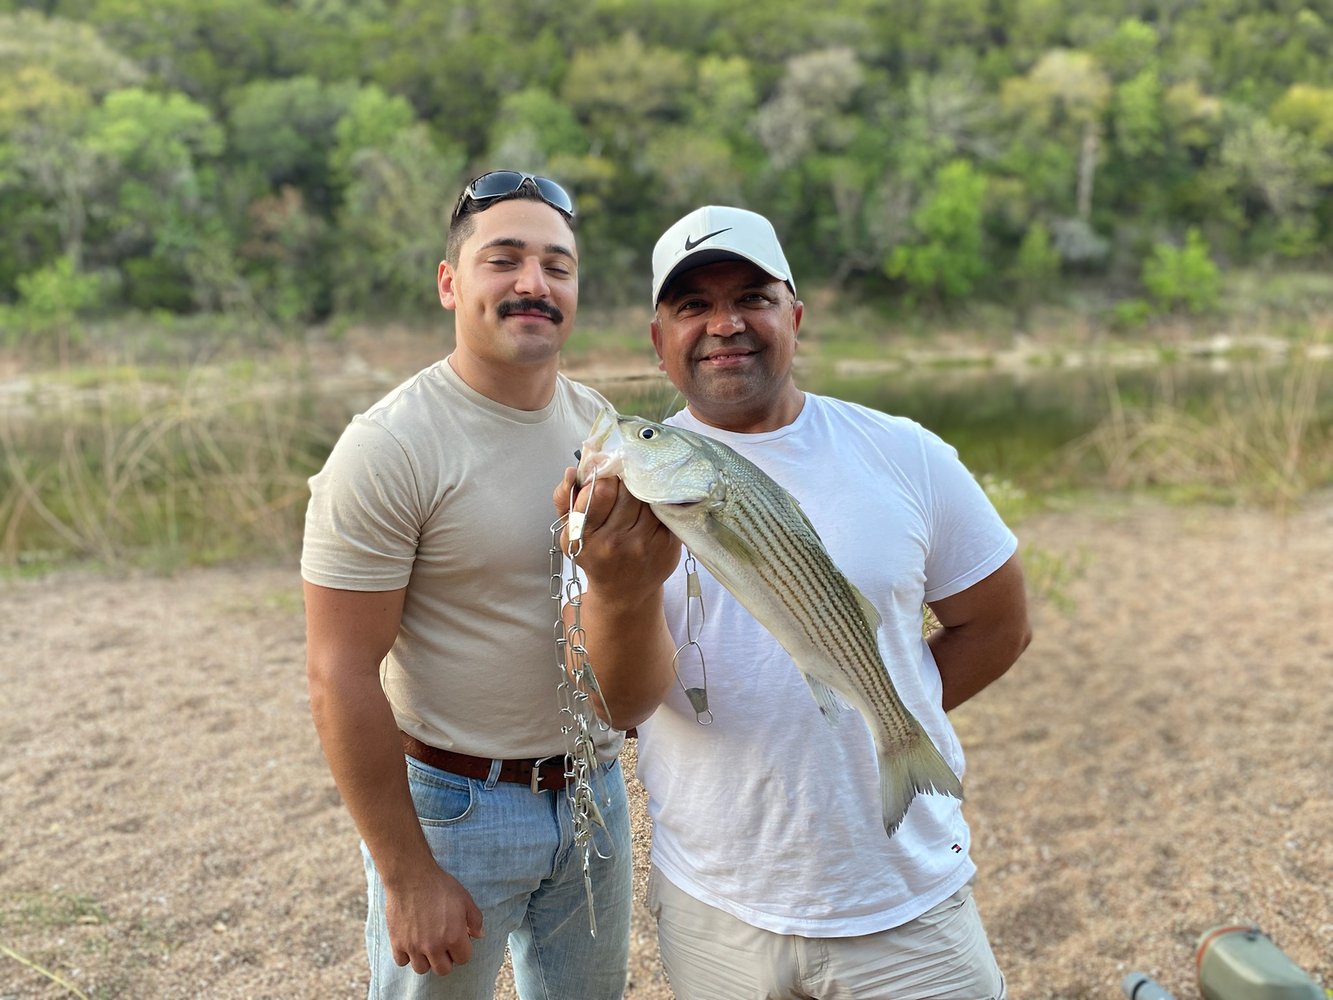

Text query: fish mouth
(574, 407), (625, 485)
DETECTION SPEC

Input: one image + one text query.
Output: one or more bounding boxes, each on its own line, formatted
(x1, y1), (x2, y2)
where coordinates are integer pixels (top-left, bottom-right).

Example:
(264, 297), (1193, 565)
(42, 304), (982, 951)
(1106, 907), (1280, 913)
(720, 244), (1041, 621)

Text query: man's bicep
(303, 581), (407, 673)
(926, 552), (1028, 631)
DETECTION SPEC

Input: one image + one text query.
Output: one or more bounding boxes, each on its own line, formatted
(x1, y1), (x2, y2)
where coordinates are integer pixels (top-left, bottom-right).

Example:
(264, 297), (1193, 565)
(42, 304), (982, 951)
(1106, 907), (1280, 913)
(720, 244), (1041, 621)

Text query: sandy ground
(2, 494), (1331, 1000)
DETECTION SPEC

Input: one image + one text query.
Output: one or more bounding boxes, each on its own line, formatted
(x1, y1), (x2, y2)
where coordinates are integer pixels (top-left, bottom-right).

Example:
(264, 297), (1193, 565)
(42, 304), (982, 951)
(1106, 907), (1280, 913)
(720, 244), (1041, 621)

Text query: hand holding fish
(554, 467), (679, 584)
(551, 466), (681, 730)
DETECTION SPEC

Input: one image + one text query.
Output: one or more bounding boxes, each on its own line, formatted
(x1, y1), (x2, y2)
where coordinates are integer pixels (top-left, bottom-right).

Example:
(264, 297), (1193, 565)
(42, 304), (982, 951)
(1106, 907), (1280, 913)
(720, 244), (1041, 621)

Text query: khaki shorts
(647, 865), (1006, 1000)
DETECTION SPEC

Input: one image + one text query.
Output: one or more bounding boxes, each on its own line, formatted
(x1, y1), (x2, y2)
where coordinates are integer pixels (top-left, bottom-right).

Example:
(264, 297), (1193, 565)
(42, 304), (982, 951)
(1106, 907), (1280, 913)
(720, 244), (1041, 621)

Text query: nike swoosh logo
(684, 227), (732, 251)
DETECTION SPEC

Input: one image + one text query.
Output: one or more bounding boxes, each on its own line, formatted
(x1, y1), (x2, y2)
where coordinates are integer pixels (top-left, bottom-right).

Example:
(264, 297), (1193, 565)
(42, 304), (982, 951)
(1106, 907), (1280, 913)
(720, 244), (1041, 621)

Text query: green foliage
(329, 85), (417, 189)
(1109, 297), (1153, 330)
(1142, 228), (1221, 314)
(1269, 84), (1333, 150)
(227, 76), (358, 213)
(1011, 221), (1061, 317)
(334, 127), (466, 315)
(1112, 69), (1163, 160)
(885, 159), (989, 301)
(484, 87), (589, 169)
(13, 255), (103, 327)
(0, 2), (1331, 326)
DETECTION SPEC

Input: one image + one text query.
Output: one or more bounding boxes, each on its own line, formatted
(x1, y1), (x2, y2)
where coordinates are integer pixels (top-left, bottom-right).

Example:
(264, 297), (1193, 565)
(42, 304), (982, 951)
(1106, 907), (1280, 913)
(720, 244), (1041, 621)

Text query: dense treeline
(2, 0), (1331, 334)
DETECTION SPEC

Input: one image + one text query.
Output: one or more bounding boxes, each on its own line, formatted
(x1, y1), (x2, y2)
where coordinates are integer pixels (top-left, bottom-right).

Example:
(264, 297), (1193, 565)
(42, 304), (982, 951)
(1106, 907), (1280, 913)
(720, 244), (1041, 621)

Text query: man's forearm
(309, 666), (436, 887)
(571, 591), (677, 730)
(928, 618), (1031, 712)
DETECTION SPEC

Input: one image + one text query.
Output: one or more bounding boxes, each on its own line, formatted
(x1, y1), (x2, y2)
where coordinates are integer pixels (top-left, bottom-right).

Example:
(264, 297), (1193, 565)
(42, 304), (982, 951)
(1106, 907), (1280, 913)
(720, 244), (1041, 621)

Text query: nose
(705, 304), (744, 337)
(513, 256), (551, 297)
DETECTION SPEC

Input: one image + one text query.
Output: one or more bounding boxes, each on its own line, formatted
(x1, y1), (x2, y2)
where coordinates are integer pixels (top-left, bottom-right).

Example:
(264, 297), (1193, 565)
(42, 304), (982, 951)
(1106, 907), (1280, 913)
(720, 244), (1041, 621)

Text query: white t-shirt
(636, 393), (1017, 936)
(301, 359), (621, 761)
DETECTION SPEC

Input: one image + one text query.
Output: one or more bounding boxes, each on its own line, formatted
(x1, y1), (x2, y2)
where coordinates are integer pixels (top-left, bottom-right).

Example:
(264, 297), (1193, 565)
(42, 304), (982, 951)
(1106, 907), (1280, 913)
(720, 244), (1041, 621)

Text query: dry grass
(1, 497), (1330, 999)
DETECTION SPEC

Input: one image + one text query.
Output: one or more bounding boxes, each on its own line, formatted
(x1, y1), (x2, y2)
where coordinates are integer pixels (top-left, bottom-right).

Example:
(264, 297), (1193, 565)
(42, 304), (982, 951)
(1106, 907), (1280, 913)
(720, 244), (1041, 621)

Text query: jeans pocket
(406, 761), (476, 826)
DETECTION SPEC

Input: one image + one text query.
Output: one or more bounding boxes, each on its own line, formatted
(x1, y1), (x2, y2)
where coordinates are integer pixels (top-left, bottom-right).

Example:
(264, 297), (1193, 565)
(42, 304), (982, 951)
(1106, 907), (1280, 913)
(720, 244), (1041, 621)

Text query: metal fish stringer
(671, 553), (712, 724)
(549, 481), (614, 936)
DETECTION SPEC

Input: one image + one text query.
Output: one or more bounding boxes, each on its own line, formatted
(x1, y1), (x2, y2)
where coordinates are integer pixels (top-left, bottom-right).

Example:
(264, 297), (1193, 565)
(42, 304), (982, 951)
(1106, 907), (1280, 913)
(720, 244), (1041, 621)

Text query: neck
(446, 351), (560, 411)
(688, 386), (806, 434)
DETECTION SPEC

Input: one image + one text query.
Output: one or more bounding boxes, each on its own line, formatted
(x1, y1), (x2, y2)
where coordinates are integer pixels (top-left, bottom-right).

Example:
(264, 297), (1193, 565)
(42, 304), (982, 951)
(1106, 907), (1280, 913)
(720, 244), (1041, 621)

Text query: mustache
(497, 297), (564, 325)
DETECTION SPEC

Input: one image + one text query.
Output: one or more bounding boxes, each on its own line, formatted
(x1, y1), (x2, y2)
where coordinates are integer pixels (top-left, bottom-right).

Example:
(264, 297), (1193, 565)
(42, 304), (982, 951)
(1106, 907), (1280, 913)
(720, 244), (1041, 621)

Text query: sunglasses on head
(451, 170), (576, 224)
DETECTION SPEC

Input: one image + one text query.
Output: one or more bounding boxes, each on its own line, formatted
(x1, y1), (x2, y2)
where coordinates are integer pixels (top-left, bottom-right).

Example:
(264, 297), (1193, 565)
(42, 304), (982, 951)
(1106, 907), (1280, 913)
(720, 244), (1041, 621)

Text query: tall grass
(2, 349), (1328, 575)
(0, 363), (338, 572)
(1068, 360), (1332, 508)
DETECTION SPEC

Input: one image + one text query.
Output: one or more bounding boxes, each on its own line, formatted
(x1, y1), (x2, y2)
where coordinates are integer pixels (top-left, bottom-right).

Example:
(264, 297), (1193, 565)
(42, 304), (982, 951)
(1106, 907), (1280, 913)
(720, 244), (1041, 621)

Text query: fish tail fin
(879, 730), (964, 837)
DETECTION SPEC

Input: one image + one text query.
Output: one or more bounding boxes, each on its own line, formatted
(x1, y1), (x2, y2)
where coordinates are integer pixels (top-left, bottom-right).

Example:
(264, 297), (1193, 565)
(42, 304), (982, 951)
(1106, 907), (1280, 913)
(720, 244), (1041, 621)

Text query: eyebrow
(664, 276), (777, 303)
(476, 236), (576, 261)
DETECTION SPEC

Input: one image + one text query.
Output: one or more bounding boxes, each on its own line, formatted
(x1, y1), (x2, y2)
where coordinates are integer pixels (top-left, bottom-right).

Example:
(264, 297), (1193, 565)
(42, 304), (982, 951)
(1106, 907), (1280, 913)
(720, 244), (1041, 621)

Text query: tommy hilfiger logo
(684, 227), (732, 251)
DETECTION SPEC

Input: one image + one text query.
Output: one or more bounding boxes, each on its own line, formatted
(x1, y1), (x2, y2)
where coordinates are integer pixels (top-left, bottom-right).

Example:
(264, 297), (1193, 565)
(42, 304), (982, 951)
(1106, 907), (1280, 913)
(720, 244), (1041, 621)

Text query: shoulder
(557, 373), (611, 408)
(805, 393), (930, 443)
(360, 362), (454, 427)
(556, 374), (613, 425)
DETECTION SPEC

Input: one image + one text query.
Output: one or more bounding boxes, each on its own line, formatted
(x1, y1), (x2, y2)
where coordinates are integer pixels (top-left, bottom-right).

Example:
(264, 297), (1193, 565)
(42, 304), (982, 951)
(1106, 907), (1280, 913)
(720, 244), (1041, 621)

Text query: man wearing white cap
(562, 206), (1032, 998)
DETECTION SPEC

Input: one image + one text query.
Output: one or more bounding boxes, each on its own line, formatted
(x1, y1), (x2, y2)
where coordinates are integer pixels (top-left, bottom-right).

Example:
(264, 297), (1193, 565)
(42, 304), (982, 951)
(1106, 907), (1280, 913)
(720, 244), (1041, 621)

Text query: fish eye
(638, 427), (656, 440)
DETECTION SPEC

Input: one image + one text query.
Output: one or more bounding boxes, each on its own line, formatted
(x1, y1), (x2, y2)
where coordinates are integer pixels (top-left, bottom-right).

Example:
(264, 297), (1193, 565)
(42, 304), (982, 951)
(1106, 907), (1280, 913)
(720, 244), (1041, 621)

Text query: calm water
(599, 359), (1333, 492)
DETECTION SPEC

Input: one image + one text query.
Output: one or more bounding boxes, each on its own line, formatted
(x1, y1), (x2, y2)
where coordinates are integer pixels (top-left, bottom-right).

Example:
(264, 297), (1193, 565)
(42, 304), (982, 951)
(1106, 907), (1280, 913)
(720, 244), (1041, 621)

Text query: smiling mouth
(699, 350), (754, 364)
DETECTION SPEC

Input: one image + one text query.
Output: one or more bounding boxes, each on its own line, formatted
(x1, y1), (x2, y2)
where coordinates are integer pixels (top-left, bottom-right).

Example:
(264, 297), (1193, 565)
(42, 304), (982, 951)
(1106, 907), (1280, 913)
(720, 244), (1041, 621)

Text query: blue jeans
(363, 755), (631, 1000)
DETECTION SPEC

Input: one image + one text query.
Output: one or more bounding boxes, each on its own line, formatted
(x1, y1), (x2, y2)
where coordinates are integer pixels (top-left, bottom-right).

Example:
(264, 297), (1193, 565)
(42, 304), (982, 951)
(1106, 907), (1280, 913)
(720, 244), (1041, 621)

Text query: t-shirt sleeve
(300, 416), (423, 591)
(918, 427), (1018, 603)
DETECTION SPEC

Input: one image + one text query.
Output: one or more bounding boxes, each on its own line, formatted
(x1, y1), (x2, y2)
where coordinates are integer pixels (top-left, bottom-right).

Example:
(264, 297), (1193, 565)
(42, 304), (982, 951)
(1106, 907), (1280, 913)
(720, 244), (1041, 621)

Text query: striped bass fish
(575, 407), (962, 836)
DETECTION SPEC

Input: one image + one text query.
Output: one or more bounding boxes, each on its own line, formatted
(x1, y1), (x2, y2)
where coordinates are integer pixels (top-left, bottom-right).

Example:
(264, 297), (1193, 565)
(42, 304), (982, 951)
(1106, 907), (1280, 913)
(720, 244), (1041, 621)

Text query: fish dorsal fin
(848, 580), (882, 632)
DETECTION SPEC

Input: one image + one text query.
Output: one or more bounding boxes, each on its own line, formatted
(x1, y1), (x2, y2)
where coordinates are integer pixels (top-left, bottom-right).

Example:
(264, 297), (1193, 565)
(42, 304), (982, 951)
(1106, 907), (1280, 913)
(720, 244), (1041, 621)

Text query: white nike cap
(651, 205), (795, 305)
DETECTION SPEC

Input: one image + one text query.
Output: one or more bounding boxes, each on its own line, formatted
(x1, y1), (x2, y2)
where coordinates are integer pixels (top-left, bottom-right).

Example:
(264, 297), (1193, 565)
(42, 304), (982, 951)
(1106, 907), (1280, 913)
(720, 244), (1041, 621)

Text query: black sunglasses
(451, 170), (575, 224)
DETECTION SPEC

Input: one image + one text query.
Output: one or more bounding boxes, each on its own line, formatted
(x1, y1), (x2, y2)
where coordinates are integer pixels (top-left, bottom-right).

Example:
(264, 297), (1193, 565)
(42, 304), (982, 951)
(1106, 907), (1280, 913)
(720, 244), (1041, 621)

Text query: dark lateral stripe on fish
(721, 466), (919, 742)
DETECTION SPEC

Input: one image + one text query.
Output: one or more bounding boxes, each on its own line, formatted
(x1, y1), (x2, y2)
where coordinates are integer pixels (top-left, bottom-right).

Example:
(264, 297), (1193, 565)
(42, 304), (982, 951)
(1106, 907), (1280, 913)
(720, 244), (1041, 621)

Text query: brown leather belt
(400, 732), (569, 793)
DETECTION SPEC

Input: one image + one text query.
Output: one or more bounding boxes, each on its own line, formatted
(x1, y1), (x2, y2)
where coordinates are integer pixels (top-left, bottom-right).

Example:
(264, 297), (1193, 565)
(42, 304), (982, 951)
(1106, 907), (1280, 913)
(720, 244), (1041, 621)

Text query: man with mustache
(302, 172), (639, 998)
(563, 205), (1031, 999)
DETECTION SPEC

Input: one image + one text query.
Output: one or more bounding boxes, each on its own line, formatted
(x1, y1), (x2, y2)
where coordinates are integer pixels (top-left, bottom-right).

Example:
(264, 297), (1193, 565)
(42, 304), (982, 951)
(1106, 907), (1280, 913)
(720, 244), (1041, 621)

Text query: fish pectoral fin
(700, 512), (758, 564)
(802, 673), (850, 723)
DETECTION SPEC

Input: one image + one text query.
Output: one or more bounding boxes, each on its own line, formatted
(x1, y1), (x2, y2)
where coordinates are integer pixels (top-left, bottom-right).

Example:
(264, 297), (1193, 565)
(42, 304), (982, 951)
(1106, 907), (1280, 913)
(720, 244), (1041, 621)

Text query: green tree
(0, 13), (142, 278)
(334, 127), (466, 315)
(331, 85), (418, 190)
(1012, 220), (1061, 322)
(482, 87), (589, 174)
(1001, 49), (1112, 221)
(1270, 84), (1333, 150)
(83, 87), (225, 309)
(1142, 227), (1220, 314)
(4, 254), (104, 360)
(885, 159), (990, 302)
(227, 75), (359, 215)
(1217, 115), (1329, 257)
(83, 0), (285, 107)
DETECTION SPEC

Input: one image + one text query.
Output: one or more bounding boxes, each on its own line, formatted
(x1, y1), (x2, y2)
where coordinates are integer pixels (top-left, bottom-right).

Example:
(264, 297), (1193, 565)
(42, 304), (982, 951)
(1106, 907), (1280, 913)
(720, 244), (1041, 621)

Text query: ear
(649, 317), (667, 372)
(791, 299), (804, 337)
(438, 261), (457, 311)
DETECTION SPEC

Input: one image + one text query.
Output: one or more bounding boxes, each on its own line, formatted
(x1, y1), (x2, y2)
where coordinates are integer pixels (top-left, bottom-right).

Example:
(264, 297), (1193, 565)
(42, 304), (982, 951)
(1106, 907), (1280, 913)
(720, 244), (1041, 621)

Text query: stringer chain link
(549, 475), (613, 938)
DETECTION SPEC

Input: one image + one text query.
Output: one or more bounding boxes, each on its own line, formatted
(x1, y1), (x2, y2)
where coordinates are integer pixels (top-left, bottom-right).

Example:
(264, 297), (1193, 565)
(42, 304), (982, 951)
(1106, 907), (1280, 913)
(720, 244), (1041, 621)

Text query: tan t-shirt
(301, 359), (622, 760)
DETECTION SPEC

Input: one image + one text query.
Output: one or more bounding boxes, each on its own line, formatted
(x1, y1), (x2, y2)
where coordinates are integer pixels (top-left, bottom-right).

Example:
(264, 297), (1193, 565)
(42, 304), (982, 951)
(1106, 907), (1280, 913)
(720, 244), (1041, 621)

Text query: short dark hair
(445, 182), (575, 267)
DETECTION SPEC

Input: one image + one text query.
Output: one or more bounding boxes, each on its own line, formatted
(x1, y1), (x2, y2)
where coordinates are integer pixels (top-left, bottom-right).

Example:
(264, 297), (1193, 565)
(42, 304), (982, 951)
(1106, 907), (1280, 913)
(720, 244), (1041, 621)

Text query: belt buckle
(530, 756), (557, 794)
